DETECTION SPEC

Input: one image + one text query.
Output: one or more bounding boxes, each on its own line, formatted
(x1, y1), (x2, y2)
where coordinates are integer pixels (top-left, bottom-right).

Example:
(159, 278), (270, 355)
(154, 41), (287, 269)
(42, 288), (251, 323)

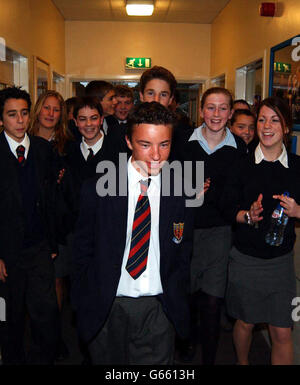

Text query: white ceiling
(52, 0), (231, 23)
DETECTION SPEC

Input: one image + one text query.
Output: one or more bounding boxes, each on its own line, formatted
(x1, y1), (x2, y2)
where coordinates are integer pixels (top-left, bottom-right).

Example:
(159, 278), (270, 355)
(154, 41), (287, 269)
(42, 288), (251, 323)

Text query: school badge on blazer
(172, 222), (184, 244)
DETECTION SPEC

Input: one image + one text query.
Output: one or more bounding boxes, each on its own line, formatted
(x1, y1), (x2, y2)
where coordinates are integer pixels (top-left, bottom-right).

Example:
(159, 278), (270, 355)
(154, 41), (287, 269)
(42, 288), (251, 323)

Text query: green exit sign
(126, 57), (151, 69)
(274, 62), (291, 73)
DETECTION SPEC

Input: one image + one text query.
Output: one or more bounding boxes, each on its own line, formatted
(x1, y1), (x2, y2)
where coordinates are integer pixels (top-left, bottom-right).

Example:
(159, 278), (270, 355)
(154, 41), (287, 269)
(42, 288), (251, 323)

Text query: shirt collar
(81, 132), (104, 156)
(4, 131), (30, 158)
(189, 123), (237, 154)
(127, 156), (161, 192)
(255, 143), (288, 168)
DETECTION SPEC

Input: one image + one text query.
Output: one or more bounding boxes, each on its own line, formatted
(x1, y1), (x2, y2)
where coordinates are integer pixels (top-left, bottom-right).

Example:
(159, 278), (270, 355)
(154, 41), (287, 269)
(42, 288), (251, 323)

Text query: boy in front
(0, 87), (58, 364)
(71, 102), (194, 364)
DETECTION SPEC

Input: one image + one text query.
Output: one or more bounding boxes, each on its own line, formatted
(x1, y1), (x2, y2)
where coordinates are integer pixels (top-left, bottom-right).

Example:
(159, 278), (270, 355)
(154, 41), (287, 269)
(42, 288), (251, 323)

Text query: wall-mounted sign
(274, 62), (291, 73)
(126, 57), (151, 69)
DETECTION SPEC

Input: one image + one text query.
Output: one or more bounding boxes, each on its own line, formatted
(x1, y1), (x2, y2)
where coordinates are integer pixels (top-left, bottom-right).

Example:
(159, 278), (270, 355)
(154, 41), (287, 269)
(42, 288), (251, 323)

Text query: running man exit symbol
(125, 57), (151, 69)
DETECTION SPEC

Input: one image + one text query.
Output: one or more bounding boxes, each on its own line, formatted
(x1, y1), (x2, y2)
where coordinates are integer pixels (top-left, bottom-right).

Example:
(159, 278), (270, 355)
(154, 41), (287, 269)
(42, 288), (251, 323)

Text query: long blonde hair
(28, 90), (73, 155)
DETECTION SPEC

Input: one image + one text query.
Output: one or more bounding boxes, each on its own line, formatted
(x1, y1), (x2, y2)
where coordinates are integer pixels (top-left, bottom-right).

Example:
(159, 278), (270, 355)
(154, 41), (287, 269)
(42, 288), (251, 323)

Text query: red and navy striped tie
(126, 179), (151, 280)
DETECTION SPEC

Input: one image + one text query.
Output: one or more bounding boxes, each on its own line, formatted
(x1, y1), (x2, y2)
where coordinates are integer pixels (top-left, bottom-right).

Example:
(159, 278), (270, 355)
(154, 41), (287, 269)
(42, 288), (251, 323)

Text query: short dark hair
(127, 101), (175, 140)
(257, 97), (292, 146)
(231, 108), (255, 126)
(139, 66), (177, 97)
(73, 96), (103, 119)
(233, 99), (251, 110)
(65, 97), (78, 115)
(173, 89), (181, 104)
(85, 80), (114, 101)
(114, 85), (134, 100)
(0, 86), (31, 120)
(201, 87), (233, 110)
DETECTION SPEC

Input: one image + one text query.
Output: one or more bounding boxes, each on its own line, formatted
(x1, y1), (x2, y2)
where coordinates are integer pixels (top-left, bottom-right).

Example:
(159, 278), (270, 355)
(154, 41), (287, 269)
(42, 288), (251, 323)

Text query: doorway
(71, 80), (202, 128)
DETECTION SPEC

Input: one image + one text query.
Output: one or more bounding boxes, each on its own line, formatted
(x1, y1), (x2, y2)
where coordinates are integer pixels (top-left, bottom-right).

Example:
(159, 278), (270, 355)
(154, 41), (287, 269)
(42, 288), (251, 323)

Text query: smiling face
(257, 105), (288, 154)
(231, 114), (255, 144)
(114, 95), (134, 121)
(140, 79), (173, 107)
(200, 93), (233, 134)
(0, 98), (29, 142)
(100, 90), (117, 116)
(126, 123), (172, 176)
(38, 96), (61, 131)
(75, 106), (104, 146)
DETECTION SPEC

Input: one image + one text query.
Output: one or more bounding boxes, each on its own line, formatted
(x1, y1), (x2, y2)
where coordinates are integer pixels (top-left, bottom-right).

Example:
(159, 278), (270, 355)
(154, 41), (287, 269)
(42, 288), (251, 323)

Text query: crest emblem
(172, 222), (184, 244)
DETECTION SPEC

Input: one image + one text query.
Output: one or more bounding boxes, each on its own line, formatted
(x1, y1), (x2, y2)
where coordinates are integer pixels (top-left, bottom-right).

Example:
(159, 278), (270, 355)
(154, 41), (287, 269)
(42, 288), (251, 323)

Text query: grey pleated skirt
(226, 247), (296, 328)
(191, 226), (232, 298)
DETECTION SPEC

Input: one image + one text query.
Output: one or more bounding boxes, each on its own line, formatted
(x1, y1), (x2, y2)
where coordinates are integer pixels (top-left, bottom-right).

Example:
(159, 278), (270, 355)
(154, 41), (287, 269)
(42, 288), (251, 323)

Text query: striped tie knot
(140, 178), (151, 196)
(16, 145), (25, 166)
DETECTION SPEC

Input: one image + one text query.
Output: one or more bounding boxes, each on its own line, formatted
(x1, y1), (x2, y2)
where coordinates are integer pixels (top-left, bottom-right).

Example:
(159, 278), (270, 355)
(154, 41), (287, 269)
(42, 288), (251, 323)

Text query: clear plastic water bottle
(265, 192), (289, 247)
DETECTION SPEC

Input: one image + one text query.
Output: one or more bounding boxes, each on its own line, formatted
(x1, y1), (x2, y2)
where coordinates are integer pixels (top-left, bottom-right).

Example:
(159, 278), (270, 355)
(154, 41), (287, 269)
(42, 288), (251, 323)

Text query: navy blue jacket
(71, 167), (194, 343)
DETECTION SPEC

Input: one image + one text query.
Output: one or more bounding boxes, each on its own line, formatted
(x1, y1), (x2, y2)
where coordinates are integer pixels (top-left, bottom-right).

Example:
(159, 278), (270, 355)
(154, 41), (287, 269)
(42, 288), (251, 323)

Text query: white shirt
(80, 133), (104, 161)
(116, 158), (163, 297)
(255, 143), (288, 168)
(5, 132), (30, 159)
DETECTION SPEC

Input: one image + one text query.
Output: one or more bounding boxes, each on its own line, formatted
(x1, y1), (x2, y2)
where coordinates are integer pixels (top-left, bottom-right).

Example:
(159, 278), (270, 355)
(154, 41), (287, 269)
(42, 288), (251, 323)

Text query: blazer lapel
(159, 172), (178, 258)
(0, 133), (22, 208)
(111, 172), (128, 260)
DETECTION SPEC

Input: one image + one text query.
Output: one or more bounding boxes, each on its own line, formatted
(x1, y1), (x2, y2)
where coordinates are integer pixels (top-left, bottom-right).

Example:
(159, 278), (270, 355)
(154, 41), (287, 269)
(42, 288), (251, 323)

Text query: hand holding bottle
(273, 194), (300, 218)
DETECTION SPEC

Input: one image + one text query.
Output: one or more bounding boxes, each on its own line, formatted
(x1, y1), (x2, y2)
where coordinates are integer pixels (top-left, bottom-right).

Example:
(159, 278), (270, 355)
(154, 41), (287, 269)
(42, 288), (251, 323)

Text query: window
(0, 46), (28, 90)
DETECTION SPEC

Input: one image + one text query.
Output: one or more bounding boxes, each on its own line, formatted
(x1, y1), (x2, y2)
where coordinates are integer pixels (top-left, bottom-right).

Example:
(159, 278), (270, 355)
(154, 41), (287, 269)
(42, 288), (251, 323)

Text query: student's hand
(57, 168), (65, 184)
(203, 178), (211, 194)
(196, 178), (211, 199)
(0, 259), (8, 282)
(273, 194), (300, 218)
(249, 193), (264, 223)
(51, 253), (57, 260)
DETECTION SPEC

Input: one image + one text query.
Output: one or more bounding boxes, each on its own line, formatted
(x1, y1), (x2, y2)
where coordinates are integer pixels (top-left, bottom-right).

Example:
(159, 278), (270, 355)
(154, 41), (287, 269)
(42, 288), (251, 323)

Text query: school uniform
(105, 115), (130, 155)
(0, 131), (59, 364)
(173, 123), (247, 365)
(177, 124), (247, 297)
(221, 144), (300, 327)
(63, 130), (122, 228)
(71, 160), (194, 364)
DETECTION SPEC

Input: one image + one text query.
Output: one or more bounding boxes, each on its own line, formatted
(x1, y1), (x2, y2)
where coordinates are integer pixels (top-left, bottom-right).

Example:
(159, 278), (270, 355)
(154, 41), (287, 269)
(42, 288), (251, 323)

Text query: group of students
(0, 64), (299, 366)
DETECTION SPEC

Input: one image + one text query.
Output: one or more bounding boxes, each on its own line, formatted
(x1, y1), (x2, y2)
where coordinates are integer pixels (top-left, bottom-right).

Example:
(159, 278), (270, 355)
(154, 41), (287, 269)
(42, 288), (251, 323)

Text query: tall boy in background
(0, 87), (58, 364)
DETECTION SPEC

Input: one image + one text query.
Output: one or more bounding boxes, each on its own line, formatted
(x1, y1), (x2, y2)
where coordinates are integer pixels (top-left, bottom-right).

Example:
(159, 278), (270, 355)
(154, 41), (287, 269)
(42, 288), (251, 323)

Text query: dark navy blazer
(71, 167), (194, 343)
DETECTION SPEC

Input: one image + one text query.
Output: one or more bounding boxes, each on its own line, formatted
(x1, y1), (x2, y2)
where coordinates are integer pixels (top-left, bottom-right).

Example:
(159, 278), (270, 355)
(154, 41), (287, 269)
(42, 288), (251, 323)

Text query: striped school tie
(126, 179), (151, 280)
(16, 145), (25, 166)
